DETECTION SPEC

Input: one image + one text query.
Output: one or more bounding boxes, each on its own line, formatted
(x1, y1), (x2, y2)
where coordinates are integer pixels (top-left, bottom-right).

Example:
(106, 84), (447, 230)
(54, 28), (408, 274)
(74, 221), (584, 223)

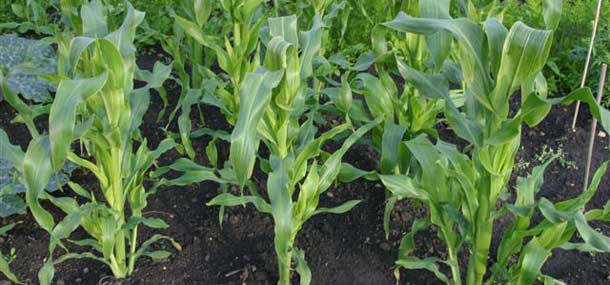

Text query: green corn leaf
(23, 136), (55, 232)
(144, 250), (172, 260)
(267, 156), (293, 283)
(230, 70), (284, 188)
(178, 89), (203, 159)
(482, 18), (508, 78)
(0, 128), (24, 167)
(491, 22), (553, 116)
(124, 217), (169, 230)
(384, 13), (494, 111)
(269, 15), (299, 46)
(381, 120), (408, 174)
(207, 193), (272, 214)
(419, 0), (452, 71)
(0, 222), (20, 283)
(312, 200), (361, 216)
(337, 163), (378, 183)
(132, 234), (181, 261)
(0, 250), (19, 283)
(574, 212), (610, 252)
(555, 162), (608, 211)
(81, 0), (108, 37)
(396, 58), (449, 100)
(293, 248), (312, 285)
(317, 118), (381, 194)
(174, 15), (220, 50)
(543, 0), (564, 30)
(379, 174), (429, 201)
(194, 0), (213, 27)
(49, 71), (108, 171)
(395, 256), (450, 284)
(355, 73), (394, 119)
(298, 14), (324, 79)
(396, 63), (481, 145)
(384, 196), (398, 239)
(37, 259), (54, 285)
(514, 238), (551, 285)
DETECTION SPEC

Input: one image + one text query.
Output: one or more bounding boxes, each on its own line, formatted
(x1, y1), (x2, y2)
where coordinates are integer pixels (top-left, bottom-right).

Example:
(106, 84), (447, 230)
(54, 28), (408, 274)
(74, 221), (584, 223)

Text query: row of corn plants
(1, 0), (610, 284)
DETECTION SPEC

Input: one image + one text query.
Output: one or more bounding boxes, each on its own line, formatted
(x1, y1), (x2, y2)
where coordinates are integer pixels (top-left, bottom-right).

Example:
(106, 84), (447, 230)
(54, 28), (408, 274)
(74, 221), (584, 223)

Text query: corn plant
(158, 14), (378, 284)
(213, 11), (379, 279)
(377, 0), (610, 284)
(17, 3), (178, 283)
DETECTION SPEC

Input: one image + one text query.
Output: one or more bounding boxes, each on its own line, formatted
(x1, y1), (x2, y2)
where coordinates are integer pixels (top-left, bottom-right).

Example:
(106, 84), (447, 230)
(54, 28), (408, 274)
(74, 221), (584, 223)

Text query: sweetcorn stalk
(222, 14), (377, 284)
(379, 0), (610, 284)
(20, 3), (178, 283)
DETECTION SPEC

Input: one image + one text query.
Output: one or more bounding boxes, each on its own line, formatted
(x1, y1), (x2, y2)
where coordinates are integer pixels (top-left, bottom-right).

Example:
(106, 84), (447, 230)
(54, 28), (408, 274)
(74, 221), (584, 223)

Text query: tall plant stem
(443, 233), (462, 285)
(128, 225), (139, 274)
(110, 147), (127, 277)
(466, 172), (499, 285)
(571, 0), (604, 130)
(277, 242), (293, 285)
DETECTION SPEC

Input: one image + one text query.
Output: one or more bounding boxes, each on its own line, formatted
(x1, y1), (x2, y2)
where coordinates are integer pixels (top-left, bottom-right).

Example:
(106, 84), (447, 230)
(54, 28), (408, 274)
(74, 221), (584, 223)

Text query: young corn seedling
(0, 222), (19, 283)
(19, 3), (177, 283)
(379, 0), (610, 284)
(160, 14), (378, 284)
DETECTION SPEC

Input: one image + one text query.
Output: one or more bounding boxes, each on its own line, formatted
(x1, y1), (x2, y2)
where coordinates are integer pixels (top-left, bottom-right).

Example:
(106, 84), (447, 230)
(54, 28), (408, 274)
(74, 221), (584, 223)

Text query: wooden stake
(571, 0), (605, 131)
(584, 64), (607, 191)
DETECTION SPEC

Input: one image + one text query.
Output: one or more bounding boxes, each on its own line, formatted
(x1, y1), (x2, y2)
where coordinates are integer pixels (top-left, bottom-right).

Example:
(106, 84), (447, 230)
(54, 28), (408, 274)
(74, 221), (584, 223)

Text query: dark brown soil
(1, 54), (609, 285)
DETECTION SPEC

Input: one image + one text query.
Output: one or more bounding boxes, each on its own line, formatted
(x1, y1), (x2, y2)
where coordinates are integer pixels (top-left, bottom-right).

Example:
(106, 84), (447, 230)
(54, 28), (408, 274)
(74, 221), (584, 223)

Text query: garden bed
(1, 53), (608, 285)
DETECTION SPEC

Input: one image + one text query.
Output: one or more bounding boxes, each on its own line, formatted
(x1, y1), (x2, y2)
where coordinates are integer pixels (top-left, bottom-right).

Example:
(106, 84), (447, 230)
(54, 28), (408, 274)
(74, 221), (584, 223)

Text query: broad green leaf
(397, 58), (449, 100)
(0, 128), (24, 166)
(230, 70), (283, 188)
(23, 136), (55, 232)
(174, 15), (220, 50)
(543, 0), (564, 30)
(178, 89), (202, 159)
(355, 73), (394, 118)
(483, 18), (508, 78)
(491, 22), (553, 117)
(312, 200), (361, 216)
(338, 163), (378, 183)
(49, 72), (108, 171)
(0, 249), (19, 283)
(419, 0), (452, 70)
(293, 248), (311, 285)
(317, 118), (381, 194)
(574, 212), (610, 252)
(208, 193), (272, 214)
(515, 238), (551, 285)
(381, 120), (407, 174)
(194, 0), (213, 27)
(379, 175), (429, 200)
(269, 15), (299, 46)
(267, 156), (293, 284)
(384, 13), (494, 110)
(81, 0), (108, 37)
(396, 256), (450, 284)
(299, 14), (324, 79)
